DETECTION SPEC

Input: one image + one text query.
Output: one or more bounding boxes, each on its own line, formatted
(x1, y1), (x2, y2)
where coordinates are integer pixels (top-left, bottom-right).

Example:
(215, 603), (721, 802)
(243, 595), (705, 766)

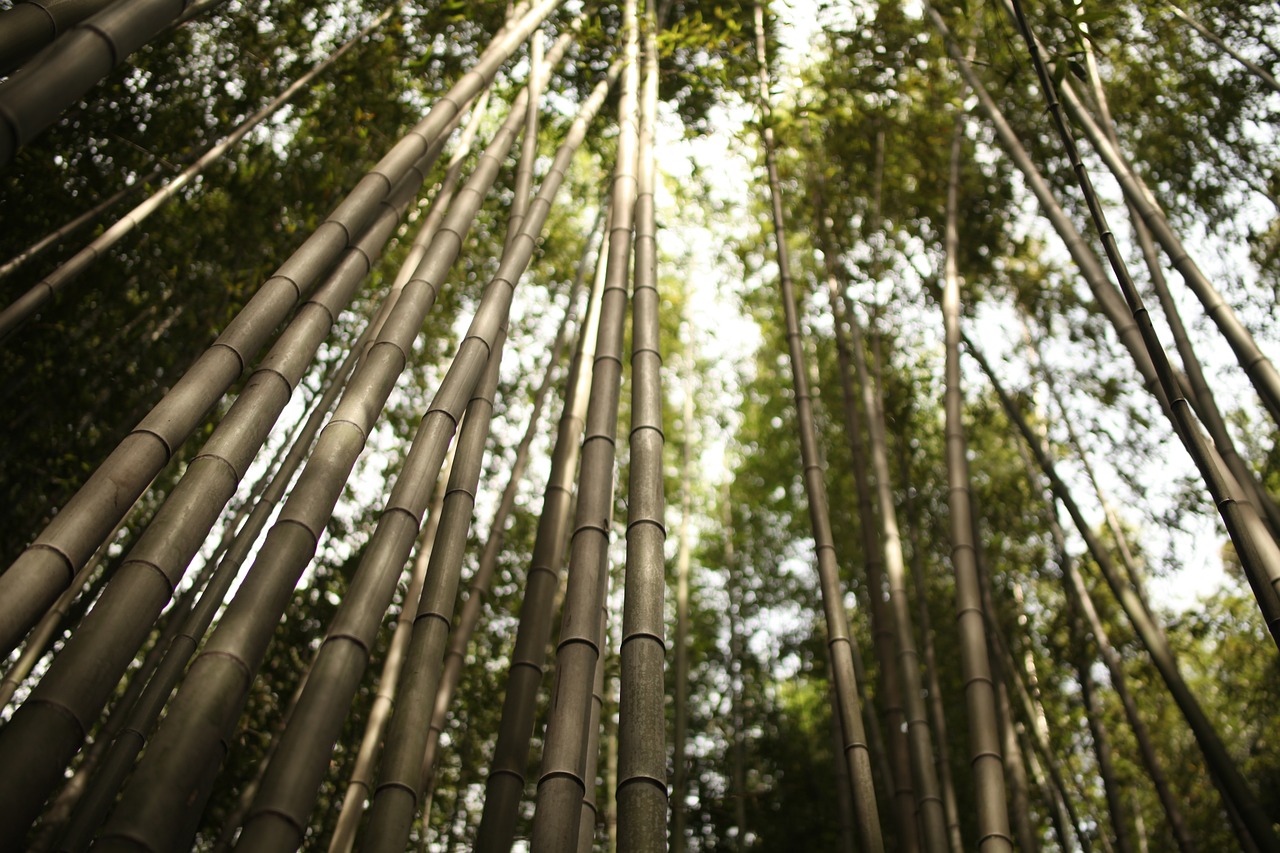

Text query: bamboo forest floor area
(2, 0), (1280, 850)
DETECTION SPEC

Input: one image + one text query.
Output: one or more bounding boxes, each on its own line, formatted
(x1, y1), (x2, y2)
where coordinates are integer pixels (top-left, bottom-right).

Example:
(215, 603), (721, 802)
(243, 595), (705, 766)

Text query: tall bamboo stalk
(417, 228), (595, 797)
(933, 110), (1014, 853)
(967, 336), (1280, 853)
(0, 0), (121, 75)
(616, 2), (667, 843)
(352, 324), (510, 853)
(0, 1), (558, 660)
(815, 222), (915, 850)
(528, 0), (639, 842)
(0, 6), (398, 344)
(472, 197), (612, 853)
(1167, 2), (1280, 95)
(750, 2), (882, 849)
(672, 349), (694, 853)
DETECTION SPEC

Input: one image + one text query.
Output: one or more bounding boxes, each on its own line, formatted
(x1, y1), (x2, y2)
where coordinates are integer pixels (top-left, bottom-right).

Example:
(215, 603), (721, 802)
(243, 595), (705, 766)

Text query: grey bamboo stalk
(1166, 2), (1280, 95)
(0, 166), (161, 282)
(819, 230), (919, 852)
(472, 196), (612, 853)
(418, 191), (598, 799)
(750, 2), (883, 849)
(1000, 0), (1280, 652)
(414, 35), (559, 798)
(528, 0), (638, 841)
(0, 5), (398, 344)
(355, 59), (621, 853)
(1055, 76), (1280, 429)
(967, 335), (1280, 853)
(672, 349), (694, 853)
(616, 1), (667, 842)
(43, 398), (312, 852)
(83, 79), (569, 853)
(0, 0), (121, 74)
(351, 327), (510, 853)
(577, 601), (611, 853)
(850, 307), (948, 852)
(938, 113), (1014, 853)
(1077, 39), (1280, 537)
(0, 0), (558, 659)
(724, 490), (749, 851)
(0, 152), (434, 843)
(327, 460), (452, 853)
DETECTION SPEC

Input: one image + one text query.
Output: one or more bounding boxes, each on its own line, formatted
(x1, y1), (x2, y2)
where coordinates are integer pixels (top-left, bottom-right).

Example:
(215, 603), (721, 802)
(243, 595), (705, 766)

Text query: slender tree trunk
(1004, 0), (1280, 656)
(615, 6), (668, 846)
(937, 111), (1015, 853)
(472, 196), (613, 853)
(1167, 2), (1280, 95)
(528, 7), (639, 843)
(815, 220), (915, 851)
(672, 351), (694, 853)
(750, 3), (883, 849)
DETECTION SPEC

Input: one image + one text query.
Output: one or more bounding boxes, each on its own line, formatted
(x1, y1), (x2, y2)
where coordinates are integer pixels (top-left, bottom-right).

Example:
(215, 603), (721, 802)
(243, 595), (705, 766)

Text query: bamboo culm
(616, 2), (668, 846)
(472, 197), (612, 853)
(528, 1), (639, 841)
(1006, 0), (1280, 654)
(938, 112), (1014, 853)
(0, 0), (559, 660)
(751, 2), (883, 849)
(0, 0), (121, 75)
(0, 143), (437, 843)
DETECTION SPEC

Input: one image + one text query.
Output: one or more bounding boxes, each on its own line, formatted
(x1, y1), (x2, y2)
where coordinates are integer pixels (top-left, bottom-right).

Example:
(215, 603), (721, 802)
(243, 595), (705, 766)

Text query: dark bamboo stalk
(0, 1), (555, 659)
(1003, 0), (1280, 658)
(750, 2), (882, 849)
(472, 196), (612, 853)
(616, 2), (667, 843)
(528, 1), (638, 841)
(0, 0), (121, 75)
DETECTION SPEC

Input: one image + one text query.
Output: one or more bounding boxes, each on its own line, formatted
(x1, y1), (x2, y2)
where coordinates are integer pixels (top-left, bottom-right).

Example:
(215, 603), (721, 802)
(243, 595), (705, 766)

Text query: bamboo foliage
(751, 2), (883, 849)
(0, 0), (561, 660)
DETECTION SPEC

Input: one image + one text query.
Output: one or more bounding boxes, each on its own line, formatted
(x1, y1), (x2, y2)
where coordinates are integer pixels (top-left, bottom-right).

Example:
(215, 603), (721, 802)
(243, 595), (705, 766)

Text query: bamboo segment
(616, 2), (668, 846)
(0, 0), (121, 75)
(528, 2), (638, 841)
(473, 199), (611, 853)
(0, 0), (558, 659)
(750, 2), (882, 850)
(939, 113), (1013, 853)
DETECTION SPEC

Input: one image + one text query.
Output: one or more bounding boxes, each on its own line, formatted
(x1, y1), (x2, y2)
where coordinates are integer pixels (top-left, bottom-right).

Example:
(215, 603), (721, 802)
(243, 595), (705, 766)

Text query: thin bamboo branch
(1167, 2), (1280, 95)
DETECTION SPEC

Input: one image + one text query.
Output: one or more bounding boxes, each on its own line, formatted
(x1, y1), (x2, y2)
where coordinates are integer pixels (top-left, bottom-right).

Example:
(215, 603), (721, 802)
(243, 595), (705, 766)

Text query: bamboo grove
(2, 0), (1280, 848)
